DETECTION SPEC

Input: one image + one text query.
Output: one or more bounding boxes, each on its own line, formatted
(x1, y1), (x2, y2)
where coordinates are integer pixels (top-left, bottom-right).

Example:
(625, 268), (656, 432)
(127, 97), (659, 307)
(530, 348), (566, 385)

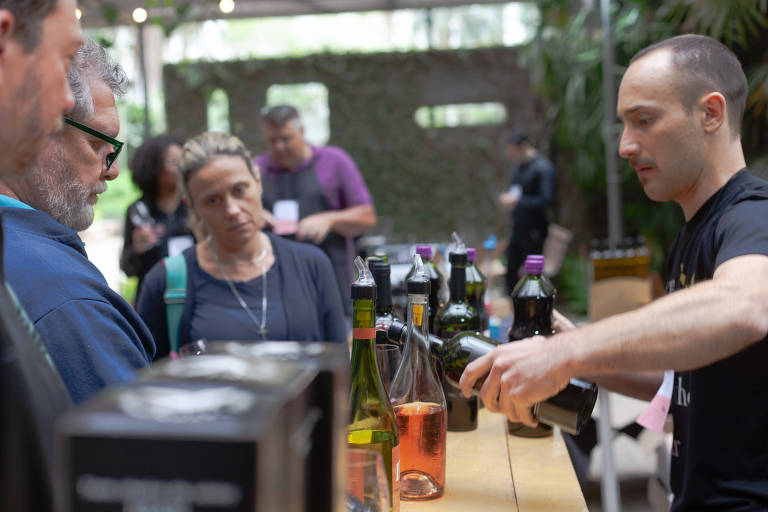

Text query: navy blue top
(137, 232), (347, 360)
(1, 204), (155, 404)
(187, 258), (286, 342)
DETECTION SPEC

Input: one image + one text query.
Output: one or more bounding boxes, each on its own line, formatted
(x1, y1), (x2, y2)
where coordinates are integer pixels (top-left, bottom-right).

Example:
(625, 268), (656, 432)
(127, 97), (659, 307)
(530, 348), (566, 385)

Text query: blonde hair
(177, 131), (261, 239)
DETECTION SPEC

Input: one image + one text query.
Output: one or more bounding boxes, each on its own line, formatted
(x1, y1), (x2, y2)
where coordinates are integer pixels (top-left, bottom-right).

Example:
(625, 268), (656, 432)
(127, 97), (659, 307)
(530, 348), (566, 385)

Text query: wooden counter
(401, 408), (588, 511)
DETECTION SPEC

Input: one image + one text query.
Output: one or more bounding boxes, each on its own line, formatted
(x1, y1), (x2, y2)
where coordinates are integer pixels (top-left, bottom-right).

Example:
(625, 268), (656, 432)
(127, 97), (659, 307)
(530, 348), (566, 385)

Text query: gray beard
(29, 147), (105, 232)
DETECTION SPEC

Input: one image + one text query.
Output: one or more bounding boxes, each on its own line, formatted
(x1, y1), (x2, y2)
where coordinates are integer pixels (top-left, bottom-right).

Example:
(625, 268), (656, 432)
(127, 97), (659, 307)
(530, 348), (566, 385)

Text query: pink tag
(637, 370), (673, 433)
(273, 219), (299, 235)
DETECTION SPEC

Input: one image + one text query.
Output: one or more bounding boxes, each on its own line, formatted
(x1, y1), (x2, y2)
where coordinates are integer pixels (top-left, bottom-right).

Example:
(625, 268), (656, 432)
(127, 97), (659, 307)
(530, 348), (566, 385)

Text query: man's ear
(700, 92), (726, 134)
(0, 10), (15, 65)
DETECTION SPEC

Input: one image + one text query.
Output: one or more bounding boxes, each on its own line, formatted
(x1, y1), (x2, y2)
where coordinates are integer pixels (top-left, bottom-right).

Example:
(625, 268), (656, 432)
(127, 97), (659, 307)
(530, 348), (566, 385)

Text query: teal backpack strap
(163, 253), (187, 358)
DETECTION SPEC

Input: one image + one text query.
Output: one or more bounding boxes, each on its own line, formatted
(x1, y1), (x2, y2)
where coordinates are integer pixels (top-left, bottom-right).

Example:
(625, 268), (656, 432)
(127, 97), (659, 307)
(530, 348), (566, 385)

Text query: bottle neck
(374, 272), (393, 313)
(352, 298), (376, 349)
(351, 298), (380, 384)
(404, 292), (429, 358)
(448, 264), (467, 302)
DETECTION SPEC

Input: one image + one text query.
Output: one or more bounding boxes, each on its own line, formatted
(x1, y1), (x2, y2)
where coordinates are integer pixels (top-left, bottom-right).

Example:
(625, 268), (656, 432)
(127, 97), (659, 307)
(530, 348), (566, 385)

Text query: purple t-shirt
(254, 145), (372, 210)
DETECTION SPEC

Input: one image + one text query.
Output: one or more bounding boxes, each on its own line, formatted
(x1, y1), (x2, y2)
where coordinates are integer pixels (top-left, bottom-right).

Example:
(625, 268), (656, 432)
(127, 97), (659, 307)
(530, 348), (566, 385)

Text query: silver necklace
(209, 240), (268, 340)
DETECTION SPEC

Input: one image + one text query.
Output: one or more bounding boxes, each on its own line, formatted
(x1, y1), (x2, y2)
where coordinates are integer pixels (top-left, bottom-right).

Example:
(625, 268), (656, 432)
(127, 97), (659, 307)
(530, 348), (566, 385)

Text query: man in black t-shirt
(499, 132), (556, 293)
(460, 34), (768, 510)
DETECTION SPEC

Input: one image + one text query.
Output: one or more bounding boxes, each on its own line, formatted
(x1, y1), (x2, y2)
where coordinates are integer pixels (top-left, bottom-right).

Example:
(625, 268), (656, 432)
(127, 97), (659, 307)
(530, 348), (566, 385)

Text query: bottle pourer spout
(451, 231), (466, 253)
(353, 256), (375, 287)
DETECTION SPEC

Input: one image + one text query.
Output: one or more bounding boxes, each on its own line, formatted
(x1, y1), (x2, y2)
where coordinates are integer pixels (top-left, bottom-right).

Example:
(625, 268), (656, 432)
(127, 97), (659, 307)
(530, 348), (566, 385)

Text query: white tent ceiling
(79, 0), (512, 28)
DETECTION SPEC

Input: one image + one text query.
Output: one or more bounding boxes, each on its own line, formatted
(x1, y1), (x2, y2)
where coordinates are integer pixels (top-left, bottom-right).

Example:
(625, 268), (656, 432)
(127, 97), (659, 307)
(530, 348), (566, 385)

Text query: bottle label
(413, 304), (424, 327)
(392, 443), (400, 511)
(353, 327), (375, 339)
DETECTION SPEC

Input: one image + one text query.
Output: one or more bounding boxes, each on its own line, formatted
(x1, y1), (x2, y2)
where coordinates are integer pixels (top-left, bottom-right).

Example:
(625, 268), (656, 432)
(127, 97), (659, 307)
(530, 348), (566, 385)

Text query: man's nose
(618, 128), (638, 160)
(104, 159), (119, 181)
(63, 81), (75, 115)
(224, 197), (241, 216)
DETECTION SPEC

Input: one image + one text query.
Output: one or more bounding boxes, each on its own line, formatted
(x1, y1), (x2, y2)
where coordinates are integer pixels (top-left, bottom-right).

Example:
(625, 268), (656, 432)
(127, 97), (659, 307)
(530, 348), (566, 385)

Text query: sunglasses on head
(64, 117), (124, 170)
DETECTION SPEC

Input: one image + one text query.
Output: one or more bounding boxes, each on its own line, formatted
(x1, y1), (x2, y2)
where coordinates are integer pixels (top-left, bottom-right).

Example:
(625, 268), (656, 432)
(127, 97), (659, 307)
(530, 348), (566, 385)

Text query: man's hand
(297, 212), (336, 244)
(459, 336), (570, 427)
(498, 191), (519, 211)
(553, 309), (576, 333)
(132, 224), (159, 254)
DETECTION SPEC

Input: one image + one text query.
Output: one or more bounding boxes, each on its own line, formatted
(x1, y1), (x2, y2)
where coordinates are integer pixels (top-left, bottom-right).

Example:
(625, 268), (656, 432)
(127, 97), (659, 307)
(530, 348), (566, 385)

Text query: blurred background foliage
(88, 0), (768, 312)
(525, 0), (768, 311)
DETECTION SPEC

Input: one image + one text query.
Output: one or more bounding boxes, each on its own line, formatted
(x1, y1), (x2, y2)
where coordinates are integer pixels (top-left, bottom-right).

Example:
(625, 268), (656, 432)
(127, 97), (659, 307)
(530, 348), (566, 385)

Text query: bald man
(460, 34), (768, 510)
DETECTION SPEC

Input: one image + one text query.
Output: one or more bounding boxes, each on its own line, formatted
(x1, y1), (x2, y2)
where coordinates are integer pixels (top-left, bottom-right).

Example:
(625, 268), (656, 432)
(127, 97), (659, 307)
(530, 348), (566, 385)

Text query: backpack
(162, 253), (187, 358)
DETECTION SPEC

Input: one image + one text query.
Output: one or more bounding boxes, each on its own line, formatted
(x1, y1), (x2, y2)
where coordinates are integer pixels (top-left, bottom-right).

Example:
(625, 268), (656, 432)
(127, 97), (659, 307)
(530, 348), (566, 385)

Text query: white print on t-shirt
(675, 375), (690, 407)
(671, 439), (681, 458)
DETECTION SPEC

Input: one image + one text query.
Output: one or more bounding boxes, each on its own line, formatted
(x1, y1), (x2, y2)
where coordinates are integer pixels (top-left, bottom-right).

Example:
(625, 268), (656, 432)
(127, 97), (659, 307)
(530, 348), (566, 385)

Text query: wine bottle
(387, 319), (443, 370)
(369, 257), (396, 347)
(434, 247), (481, 432)
(389, 255), (447, 500)
(466, 248), (489, 333)
(507, 254), (556, 437)
(405, 245), (443, 332)
(441, 331), (598, 436)
(348, 257), (400, 511)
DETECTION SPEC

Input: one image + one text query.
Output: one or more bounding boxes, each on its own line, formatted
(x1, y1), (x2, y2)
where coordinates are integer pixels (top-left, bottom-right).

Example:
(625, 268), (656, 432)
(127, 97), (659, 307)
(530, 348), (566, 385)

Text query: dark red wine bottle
(507, 254), (556, 437)
(441, 331), (598, 436)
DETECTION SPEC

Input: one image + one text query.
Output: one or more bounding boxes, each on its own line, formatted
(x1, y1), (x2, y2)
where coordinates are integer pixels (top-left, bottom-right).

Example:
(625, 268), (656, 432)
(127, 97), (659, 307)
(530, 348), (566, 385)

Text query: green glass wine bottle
(434, 248), (481, 431)
(369, 257), (397, 347)
(466, 247), (489, 333)
(348, 257), (400, 511)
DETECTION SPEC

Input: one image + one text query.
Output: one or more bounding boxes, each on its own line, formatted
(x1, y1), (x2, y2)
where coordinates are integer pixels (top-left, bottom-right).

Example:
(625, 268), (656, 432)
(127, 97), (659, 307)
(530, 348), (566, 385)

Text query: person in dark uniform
(254, 105), (377, 316)
(498, 132), (556, 293)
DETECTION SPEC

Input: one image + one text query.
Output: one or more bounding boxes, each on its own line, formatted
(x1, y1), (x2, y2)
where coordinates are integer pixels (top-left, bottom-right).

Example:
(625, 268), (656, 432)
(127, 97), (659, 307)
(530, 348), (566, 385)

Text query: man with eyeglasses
(0, 38), (155, 404)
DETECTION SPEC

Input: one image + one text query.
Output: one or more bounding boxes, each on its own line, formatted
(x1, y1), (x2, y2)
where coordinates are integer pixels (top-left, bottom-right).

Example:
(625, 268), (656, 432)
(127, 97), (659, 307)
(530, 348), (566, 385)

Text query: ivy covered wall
(164, 47), (532, 245)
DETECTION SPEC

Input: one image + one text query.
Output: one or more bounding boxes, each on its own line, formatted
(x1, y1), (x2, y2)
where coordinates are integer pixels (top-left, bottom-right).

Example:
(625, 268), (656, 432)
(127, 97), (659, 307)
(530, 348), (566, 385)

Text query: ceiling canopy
(79, 0), (511, 28)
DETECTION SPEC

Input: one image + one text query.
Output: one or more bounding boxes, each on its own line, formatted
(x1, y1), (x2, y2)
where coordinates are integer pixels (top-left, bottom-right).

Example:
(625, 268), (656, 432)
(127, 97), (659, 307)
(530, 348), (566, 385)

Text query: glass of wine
(375, 343), (401, 396)
(346, 448), (390, 512)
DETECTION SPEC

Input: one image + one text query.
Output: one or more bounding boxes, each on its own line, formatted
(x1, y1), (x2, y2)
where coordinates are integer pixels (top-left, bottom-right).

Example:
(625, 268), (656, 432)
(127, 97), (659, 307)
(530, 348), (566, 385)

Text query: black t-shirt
(666, 169), (768, 510)
(509, 154), (556, 231)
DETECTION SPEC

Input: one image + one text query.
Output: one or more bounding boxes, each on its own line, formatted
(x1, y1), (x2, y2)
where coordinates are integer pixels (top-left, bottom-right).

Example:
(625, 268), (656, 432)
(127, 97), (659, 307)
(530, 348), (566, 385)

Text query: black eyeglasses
(63, 117), (124, 170)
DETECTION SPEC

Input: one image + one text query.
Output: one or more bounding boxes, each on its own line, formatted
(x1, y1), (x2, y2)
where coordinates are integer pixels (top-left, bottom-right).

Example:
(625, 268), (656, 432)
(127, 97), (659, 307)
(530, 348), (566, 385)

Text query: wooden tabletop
(401, 408), (588, 511)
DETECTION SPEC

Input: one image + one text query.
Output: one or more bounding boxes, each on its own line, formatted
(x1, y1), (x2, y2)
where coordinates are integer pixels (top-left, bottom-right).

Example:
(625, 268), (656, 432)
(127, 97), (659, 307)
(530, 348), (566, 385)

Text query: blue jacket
(1, 205), (155, 403)
(137, 232), (347, 359)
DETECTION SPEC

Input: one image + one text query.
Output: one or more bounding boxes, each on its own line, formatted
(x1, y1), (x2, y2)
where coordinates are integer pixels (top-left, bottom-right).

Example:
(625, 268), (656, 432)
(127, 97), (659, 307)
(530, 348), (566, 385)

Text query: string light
(132, 7), (148, 23)
(219, 0), (235, 14)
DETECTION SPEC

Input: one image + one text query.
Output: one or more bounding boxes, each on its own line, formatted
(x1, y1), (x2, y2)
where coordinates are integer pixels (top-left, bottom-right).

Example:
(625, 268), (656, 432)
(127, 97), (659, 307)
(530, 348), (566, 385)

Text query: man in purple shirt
(254, 105), (376, 315)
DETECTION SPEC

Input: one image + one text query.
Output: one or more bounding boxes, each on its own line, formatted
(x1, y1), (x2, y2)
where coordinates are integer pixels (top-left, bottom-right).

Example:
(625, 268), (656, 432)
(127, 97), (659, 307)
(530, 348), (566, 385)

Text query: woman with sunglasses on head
(136, 132), (347, 359)
(121, 135), (194, 301)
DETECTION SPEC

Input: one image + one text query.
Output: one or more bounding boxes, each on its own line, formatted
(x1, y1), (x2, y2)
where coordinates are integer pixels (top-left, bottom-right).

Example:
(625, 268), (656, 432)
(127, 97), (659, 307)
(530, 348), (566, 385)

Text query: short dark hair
(261, 104), (300, 127)
(501, 130), (529, 147)
(130, 135), (184, 201)
(630, 34), (747, 137)
(0, 0), (58, 52)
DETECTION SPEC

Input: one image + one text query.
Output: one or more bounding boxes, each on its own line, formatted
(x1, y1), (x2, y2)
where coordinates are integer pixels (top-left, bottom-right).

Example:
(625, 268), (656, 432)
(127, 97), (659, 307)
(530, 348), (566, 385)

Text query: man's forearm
(330, 204), (377, 237)
(557, 260), (768, 379)
(586, 372), (664, 401)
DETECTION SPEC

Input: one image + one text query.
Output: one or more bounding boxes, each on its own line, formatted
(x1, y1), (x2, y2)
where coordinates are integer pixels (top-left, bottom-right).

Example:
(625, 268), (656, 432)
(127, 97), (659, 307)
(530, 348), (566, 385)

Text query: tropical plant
(523, 0), (768, 274)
